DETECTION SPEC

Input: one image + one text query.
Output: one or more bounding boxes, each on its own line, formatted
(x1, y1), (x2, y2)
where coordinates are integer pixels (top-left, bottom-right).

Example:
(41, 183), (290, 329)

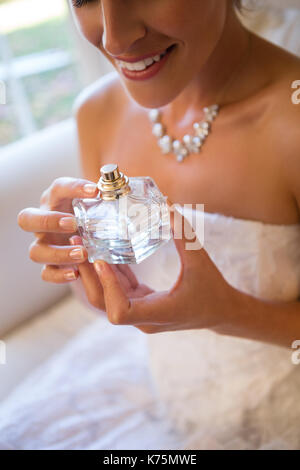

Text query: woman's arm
(91, 202), (300, 348)
(206, 117), (300, 352)
(213, 286), (300, 349)
(215, 115), (300, 349)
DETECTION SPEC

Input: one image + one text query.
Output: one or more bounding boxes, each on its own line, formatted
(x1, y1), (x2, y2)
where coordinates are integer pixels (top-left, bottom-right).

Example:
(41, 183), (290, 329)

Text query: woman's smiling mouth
(115, 45), (176, 81)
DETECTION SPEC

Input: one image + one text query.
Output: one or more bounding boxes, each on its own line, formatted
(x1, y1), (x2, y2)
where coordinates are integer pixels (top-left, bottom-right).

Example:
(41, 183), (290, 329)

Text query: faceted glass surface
(72, 177), (172, 264)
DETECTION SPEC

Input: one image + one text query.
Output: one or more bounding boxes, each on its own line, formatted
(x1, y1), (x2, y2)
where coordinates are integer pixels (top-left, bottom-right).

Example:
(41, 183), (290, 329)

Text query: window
(0, 0), (85, 147)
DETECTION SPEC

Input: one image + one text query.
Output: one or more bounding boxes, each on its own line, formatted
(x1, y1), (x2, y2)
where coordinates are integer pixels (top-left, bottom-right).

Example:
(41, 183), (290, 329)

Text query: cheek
(158, 0), (226, 55)
(73, 9), (104, 50)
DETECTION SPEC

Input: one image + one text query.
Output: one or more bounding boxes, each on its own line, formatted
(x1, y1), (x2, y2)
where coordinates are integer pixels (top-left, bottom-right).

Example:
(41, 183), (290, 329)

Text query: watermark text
(291, 80), (300, 105)
(0, 341), (6, 365)
(0, 80), (6, 105)
(291, 340), (300, 365)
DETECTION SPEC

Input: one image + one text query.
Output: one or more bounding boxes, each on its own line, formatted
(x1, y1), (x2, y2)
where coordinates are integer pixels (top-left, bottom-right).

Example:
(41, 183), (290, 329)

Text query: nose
(101, 0), (146, 57)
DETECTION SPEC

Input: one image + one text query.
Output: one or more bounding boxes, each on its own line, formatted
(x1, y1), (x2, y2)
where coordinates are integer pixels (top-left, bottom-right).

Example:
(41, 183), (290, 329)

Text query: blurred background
(0, 0), (113, 147)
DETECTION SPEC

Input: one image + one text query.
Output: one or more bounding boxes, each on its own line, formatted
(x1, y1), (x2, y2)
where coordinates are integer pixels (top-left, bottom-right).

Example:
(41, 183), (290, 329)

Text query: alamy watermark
(115, 199), (205, 250)
(0, 340), (6, 365)
(291, 340), (300, 365)
(0, 80), (6, 105)
(291, 80), (300, 105)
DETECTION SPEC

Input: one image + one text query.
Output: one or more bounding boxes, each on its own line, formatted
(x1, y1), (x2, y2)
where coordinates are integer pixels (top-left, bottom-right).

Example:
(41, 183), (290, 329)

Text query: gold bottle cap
(97, 163), (131, 200)
(101, 164), (120, 182)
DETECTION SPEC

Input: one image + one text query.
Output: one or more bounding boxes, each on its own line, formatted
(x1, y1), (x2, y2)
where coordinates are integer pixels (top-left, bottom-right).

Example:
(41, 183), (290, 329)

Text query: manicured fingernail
(65, 270), (77, 281)
(69, 237), (76, 246)
(70, 248), (84, 260)
(95, 261), (105, 275)
(59, 217), (77, 231)
(83, 183), (97, 195)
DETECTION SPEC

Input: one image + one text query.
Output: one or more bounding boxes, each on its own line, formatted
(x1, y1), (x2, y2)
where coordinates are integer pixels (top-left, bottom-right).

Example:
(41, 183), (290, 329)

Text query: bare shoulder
(266, 51), (300, 210)
(268, 57), (300, 141)
(278, 95), (300, 212)
(73, 70), (126, 117)
(72, 71), (128, 181)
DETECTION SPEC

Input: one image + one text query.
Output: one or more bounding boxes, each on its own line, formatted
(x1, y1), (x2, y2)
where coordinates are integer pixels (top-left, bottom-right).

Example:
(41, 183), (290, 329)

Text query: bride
(16, 0), (300, 449)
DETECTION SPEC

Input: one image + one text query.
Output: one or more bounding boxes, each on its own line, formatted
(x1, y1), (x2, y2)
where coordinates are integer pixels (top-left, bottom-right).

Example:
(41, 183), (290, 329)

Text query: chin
(117, 77), (186, 109)
(126, 92), (176, 109)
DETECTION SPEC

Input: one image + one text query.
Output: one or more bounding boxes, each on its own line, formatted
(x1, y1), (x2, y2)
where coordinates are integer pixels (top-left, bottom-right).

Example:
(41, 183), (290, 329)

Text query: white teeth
(144, 57), (154, 67)
(117, 49), (167, 71)
(134, 61), (147, 71)
(127, 63), (136, 71)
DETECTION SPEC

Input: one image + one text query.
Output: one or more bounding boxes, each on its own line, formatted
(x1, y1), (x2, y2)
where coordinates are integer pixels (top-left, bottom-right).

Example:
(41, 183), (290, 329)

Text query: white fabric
(147, 208), (300, 450)
(0, 317), (182, 450)
(0, 295), (97, 402)
(0, 209), (300, 449)
(239, 3), (300, 56)
(245, 0), (300, 10)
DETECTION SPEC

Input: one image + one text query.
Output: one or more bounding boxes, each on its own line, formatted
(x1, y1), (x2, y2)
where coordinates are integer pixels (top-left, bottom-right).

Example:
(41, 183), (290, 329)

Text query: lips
(117, 44), (176, 81)
(116, 50), (166, 71)
(114, 46), (172, 64)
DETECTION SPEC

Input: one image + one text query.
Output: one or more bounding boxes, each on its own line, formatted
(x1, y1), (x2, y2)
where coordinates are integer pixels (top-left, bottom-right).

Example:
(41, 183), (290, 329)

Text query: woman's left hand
(93, 204), (237, 334)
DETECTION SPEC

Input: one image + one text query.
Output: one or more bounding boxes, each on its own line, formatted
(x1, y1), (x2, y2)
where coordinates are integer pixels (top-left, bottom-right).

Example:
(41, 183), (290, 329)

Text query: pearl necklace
(148, 104), (219, 163)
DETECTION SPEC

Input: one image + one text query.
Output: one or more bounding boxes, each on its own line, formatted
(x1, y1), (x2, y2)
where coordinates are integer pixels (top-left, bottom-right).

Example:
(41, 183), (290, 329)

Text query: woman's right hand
(17, 177), (99, 284)
(17, 176), (150, 313)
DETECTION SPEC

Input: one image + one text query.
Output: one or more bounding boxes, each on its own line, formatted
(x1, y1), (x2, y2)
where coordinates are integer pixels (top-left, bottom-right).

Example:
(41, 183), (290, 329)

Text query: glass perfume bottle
(72, 164), (172, 264)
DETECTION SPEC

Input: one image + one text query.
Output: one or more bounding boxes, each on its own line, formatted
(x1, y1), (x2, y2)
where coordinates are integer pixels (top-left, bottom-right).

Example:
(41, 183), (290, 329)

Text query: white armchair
(0, 118), (99, 400)
(0, 119), (79, 336)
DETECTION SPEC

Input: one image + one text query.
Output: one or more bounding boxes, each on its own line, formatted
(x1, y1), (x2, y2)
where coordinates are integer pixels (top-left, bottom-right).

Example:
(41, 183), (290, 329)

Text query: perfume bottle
(72, 164), (172, 264)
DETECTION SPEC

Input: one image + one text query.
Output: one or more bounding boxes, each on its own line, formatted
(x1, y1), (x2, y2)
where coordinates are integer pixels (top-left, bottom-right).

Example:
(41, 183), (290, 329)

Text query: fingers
(41, 265), (79, 284)
(167, 200), (216, 295)
(167, 199), (205, 264)
(94, 260), (132, 324)
(18, 208), (78, 234)
(41, 177), (99, 209)
(94, 260), (175, 326)
(29, 239), (88, 265)
(18, 177), (99, 234)
(70, 236), (105, 311)
(115, 264), (138, 289)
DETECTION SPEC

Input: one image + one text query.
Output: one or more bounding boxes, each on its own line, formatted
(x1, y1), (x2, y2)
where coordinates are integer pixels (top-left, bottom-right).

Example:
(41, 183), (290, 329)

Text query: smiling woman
(71, 0), (255, 110)
(12, 0), (300, 451)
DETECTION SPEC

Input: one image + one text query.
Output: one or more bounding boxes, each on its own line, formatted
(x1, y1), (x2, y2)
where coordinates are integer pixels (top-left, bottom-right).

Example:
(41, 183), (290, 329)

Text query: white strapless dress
(1, 209), (300, 450)
(139, 207), (300, 450)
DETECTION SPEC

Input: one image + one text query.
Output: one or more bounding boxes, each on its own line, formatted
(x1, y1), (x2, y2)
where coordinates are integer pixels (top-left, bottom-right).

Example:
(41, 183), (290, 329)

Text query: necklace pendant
(173, 140), (189, 162)
(204, 104), (219, 122)
(149, 104), (220, 163)
(193, 121), (210, 138)
(183, 134), (201, 154)
(152, 122), (164, 138)
(149, 109), (161, 123)
(191, 136), (203, 153)
(176, 152), (188, 163)
(158, 135), (172, 154)
(182, 134), (193, 151)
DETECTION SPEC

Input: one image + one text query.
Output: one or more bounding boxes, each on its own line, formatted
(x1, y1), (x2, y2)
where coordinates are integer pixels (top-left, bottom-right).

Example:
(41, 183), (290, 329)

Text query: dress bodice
(131, 206), (300, 301)
(130, 207), (300, 449)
